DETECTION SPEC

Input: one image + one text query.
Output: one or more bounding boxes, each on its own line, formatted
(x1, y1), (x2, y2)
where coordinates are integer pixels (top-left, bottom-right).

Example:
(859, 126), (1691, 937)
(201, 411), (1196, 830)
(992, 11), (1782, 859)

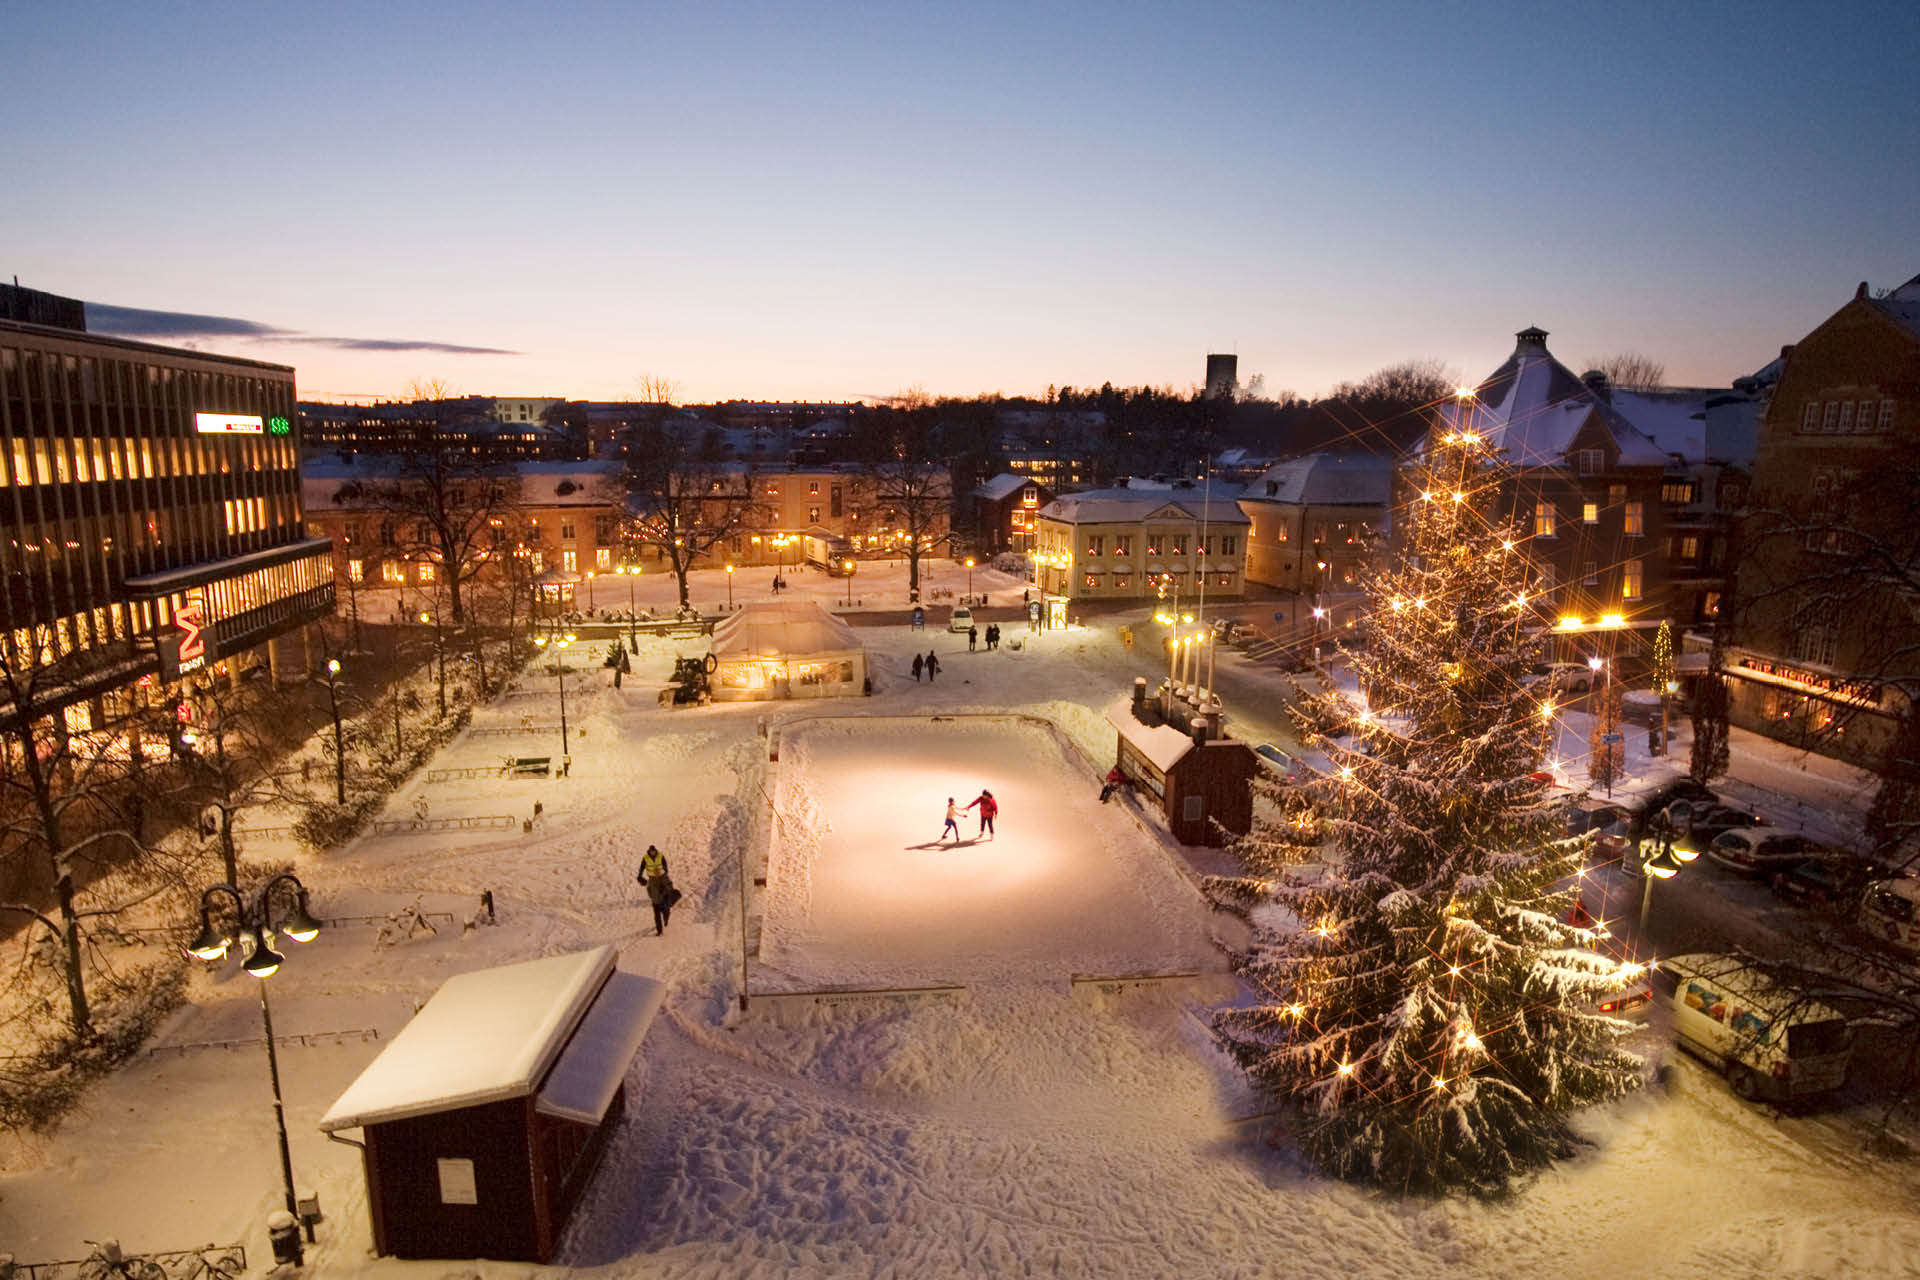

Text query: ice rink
(758, 716), (1219, 990)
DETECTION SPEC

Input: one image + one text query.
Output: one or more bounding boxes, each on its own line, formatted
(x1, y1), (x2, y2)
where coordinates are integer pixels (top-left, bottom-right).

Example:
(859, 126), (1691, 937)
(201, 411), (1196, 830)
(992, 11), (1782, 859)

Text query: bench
(507, 756), (552, 777)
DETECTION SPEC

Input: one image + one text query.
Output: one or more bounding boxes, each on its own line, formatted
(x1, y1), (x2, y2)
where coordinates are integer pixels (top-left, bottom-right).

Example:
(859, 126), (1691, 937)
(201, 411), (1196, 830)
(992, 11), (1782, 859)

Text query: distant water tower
(1205, 353), (1238, 400)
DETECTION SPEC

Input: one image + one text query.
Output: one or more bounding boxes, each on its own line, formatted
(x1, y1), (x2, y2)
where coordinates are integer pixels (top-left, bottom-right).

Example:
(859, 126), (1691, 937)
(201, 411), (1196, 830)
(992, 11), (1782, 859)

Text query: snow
(535, 971), (666, 1126)
(1105, 696), (1196, 772)
(5, 559), (1920, 1280)
(318, 946), (617, 1131)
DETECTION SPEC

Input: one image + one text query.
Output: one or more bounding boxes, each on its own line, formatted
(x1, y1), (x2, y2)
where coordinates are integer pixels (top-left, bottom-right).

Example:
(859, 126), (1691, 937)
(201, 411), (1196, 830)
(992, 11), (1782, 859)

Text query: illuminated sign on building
(268, 416), (292, 436)
(159, 589), (215, 678)
(195, 412), (265, 435)
(1738, 657), (1880, 705)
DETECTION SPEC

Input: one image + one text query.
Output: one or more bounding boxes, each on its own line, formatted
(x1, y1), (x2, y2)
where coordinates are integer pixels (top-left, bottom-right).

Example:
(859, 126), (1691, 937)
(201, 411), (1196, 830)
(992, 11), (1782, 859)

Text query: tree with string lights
(1206, 404), (1646, 1195)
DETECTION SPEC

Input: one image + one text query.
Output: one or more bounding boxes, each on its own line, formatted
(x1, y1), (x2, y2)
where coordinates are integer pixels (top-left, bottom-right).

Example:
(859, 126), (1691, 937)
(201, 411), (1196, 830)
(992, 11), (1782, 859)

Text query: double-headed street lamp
(533, 631), (577, 760)
(186, 874), (324, 1227)
(1636, 813), (1698, 958)
(323, 659), (345, 805)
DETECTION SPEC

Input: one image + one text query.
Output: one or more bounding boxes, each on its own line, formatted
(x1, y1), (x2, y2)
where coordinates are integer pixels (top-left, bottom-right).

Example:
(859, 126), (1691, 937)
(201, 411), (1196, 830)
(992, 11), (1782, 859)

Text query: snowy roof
(1105, 697), (1194, 772)
(1437, 329), (1670, 469)
(1870, 271), (1920, 339)
(1040, 488), (1250, 526)
(710, 600), (864, 659)
(300, 457), (621, 510)
(319, 946), (650, 1131)
(534, 970), (665, 1125)
(1242, 453), (1392, 507)
(973, 473), (1040, 501)
(1607, 389), (1711, 462)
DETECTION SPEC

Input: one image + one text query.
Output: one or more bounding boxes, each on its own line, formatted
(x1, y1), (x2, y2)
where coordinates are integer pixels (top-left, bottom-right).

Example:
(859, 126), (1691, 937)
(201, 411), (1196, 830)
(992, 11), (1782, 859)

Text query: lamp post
(623, 565), (639, 653)
(725, 562), (735, 610)
(844, 560), (855, 607)
(421, 609), (446, 719)
(186, 875), (323, 1228)
(533, 632), (575, 760)
(965, 557), (975, 605)
(1662, 678), (1678, 755)
(323, 659), (344, 805)
(585, 571), (595, 612)
(1635, 813), (1697, 958)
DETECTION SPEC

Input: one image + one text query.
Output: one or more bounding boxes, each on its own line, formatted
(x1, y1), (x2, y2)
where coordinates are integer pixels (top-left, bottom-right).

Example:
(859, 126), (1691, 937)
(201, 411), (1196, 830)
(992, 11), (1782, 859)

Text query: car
(947, 606), (973, 633)
(1592, 971), (1655, 1023)
(1705, 829), (1827, 876)
(1523, 662), (1594, 695)
(1564, 802), (1631, 838)
(1770, 857), (1854, 910)
(1633, 778), (1718, 822)
(1668, 803), (1765, 850)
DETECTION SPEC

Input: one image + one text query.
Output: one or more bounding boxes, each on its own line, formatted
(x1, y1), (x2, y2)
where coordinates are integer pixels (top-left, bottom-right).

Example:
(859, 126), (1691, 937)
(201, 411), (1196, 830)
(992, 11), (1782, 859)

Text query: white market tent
(708, 600), (868, 701)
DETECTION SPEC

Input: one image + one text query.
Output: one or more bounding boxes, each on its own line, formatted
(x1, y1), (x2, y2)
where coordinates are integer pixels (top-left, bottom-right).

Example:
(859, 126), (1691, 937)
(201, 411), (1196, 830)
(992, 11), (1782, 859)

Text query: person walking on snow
(638, 844), (674, 935)
(965, 789), (997, 838)
(967, 624), (978, 652)
(925, 651), (941, 682)
(986, 623), (999, 650)
(940, 798), (962, 841)
(911, 652), (924, 682)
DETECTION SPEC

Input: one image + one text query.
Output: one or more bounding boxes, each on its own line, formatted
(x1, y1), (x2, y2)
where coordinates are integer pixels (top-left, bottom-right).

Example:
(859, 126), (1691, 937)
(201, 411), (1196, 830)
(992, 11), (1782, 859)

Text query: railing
(368, 815), (516, 836)
(323, 910), (458, 930)
(464, 724), (561, 737)
(148, 1029), (379, 1058)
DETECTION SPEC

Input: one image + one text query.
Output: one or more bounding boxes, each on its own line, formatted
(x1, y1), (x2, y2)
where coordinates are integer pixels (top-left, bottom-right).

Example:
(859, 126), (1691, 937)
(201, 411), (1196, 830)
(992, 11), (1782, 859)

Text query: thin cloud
(84, 302), (519, 357)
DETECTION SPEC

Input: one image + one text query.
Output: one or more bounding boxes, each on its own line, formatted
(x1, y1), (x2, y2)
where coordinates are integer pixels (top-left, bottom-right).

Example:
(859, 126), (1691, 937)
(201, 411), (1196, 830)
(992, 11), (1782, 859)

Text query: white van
(1858, 878), (1920, 957)
(1652, 953), (1852, 1103)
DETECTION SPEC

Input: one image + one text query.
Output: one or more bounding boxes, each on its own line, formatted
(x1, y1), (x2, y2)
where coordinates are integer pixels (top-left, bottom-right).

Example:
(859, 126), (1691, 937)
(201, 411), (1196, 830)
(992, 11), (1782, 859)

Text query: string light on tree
(1203, 389), (1644, 1195)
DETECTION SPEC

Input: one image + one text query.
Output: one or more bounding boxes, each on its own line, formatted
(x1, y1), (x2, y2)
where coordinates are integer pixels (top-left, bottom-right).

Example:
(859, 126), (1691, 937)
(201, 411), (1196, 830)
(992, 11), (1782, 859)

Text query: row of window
(1799, 398), (1896, 435)
(1534, 498), (1644, 538)
(347, 544), (620, 584)
(1075, 570), (1237, 591)
(2, 430), (294, 487)
(1079, 534), (1240, 557)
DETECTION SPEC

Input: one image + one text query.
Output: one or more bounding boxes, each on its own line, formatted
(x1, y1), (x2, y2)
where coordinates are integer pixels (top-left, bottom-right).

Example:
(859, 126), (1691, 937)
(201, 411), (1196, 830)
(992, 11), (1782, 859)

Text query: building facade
(0, 315), (334, 732)
(967, 474), (1053, 556)
(1727, 274), (1920, 764)
(1031, 485), (1249, 602)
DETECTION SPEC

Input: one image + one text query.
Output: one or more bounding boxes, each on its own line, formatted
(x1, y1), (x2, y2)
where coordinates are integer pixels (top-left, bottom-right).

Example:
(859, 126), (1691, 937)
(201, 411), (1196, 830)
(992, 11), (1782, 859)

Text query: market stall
(707, 600), (868, 701)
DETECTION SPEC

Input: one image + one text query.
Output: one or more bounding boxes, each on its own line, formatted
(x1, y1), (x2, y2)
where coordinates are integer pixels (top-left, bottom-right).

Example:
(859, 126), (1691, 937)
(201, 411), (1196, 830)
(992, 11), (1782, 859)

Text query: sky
(5, 1), (1916, 405)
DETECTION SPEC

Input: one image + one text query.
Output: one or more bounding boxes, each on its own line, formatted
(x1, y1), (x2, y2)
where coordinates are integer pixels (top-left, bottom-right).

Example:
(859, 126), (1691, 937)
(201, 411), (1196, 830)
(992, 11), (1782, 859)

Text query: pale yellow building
(1031, 485), (1249, 602)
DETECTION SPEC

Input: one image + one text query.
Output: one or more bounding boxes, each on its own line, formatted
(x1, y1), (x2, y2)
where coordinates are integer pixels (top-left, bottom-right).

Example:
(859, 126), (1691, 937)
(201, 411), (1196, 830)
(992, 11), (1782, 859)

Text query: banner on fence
(1068, 971), (1236, 1005)
(748, 983), (968, 1026)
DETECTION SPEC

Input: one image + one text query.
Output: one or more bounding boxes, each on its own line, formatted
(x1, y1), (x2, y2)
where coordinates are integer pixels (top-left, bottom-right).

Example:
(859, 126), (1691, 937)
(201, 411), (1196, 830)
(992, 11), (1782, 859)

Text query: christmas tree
(1208, 410), (1645, 1195)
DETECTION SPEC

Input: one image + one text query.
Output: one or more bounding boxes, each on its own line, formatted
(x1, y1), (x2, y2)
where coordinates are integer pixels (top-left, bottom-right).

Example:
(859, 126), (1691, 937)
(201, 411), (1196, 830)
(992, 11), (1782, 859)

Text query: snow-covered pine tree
(1208, 410), (1645, 1196)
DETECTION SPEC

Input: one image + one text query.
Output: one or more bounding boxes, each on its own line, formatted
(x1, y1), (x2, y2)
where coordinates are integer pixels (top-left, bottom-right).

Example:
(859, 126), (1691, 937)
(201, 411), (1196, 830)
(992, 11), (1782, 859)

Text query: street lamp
(533, 632), (576, 761)
(844, 560), (855, 607)
(186, 874), (323, 1228)
(622, 565), (639, 653)
(585, 571), (595, 612)
(420, 610), (446, 719)
(965, 557), (975, 605)
(323, 659), (344, 805)
(1635, 813), (1698, 959)
(725, 562), (735, 610)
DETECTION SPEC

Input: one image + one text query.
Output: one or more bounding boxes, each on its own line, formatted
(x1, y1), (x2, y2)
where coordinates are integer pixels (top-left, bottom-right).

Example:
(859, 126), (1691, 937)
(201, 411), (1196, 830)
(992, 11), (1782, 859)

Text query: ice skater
(940, 798), (962, 841)
(964, 789), (997, 838)
(925, 651), (941, 682)
(912, 652), (924, 682)
(1099, 766), (1126, 803)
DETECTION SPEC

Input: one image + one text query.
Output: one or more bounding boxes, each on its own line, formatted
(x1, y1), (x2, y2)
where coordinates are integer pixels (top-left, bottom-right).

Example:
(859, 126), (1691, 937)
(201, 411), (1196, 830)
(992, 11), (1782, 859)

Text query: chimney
(1580, 369), (1612, 403)
(1856, 281), (1870, 299)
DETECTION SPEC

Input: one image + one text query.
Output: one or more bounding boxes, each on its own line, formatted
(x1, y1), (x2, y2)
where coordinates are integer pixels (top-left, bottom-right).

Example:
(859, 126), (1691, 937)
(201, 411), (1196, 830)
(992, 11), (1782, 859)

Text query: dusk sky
(6, 1), (1915, 405)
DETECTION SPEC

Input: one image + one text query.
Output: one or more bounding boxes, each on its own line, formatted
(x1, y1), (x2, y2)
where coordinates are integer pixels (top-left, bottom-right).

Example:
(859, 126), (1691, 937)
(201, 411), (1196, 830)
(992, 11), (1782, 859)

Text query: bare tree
(1581, 353), (1666, 390)
(405, 376), (459, 403)
(854, 394), (953, 601)
(634, 373), (681, 406)
(363, 451), (523, 625)
(624, 424), (761, 612)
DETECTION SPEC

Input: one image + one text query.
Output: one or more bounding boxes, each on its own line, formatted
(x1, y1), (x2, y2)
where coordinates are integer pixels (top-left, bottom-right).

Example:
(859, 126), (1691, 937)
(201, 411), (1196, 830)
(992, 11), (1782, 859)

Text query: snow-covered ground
(5, 570), (1919, 1280)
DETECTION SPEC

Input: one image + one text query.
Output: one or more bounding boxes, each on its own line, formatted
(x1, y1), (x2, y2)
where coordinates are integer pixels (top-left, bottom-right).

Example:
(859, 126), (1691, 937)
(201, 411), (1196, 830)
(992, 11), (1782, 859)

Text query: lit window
(595, 547), (611, 569)
(531, 551), (544, 571)
(1623, 559), (1643, 599)
(1114, 536), (1131, 556)
(418, 562), (435, 583)
(1534, 503), (1556, 538)
(347, 559), (363, 583)
(1583, 502), (1599, 524)
(1676, 535), (1698, 560)
(563, 550), (577, 571)
(382, 561), (405, 583)
(1624, 501), (1643, 535)
(1088, 535), (1104, 556)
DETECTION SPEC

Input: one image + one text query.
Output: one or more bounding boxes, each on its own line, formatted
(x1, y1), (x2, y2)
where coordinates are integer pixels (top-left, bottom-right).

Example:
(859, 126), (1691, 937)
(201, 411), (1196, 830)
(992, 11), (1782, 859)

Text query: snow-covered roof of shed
(319, 946), (618, 1132)
(1105, 697), (1194, 772)
(534, 970), (664, 1126)
(1436, 328), (1669, 468)
(973, 473), (1038, 501)
(1040, 488), (1250, 526)
(1242, 453), (1392, 506)
(710, 600), (863, 659)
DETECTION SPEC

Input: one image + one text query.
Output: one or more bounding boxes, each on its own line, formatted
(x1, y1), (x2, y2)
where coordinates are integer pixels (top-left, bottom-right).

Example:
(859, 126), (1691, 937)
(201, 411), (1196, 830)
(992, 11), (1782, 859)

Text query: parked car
(1858, 877), (1920, 958)
(1705, 829), (1829, 877)
(1770, 857), (1851, 910)
(1633, 778), (1718, 822)
(1523, 662), (1594, 695)
(1669, 803), (1765, 851)
(1564, 802), (1631, 838)
(1652, 953), (1854, 1103)
(1586, 963), (1655, 1023)
(947, 606), (973, 633)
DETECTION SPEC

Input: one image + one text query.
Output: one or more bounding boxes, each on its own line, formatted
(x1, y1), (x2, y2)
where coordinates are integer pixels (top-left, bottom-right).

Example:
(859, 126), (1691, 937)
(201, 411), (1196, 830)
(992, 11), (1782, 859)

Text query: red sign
(176, 702), (192, 723)
(176, 592), (207, 667)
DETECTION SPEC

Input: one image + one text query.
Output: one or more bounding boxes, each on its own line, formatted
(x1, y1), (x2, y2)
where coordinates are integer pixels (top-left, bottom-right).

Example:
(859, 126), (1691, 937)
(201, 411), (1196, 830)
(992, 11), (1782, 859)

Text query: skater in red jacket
(964, 789), (998, 839)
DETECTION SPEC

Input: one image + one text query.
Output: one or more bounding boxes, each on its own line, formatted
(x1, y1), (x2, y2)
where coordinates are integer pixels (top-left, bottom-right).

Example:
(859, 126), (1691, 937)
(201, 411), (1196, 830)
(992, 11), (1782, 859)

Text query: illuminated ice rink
(758, 716), (1218, 989)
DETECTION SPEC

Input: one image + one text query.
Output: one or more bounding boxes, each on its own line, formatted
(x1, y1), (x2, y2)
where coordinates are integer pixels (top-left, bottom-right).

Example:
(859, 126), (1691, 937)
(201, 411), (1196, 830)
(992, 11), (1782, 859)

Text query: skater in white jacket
(940, 798), (961, 841)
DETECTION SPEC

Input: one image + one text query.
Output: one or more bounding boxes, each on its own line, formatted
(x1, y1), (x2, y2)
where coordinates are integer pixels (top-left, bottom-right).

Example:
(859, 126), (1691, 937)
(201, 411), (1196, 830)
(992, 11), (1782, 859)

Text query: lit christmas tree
(1207, 406), (1645, 1195)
